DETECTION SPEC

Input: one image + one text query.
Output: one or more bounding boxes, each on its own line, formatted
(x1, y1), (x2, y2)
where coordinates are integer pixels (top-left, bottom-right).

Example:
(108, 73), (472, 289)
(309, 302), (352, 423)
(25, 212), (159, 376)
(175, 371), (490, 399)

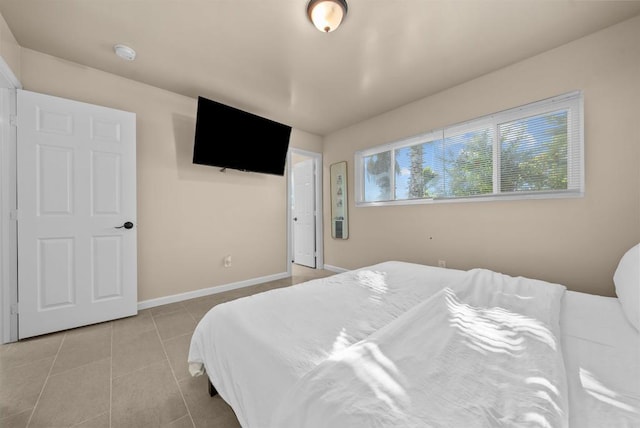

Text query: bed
(188, 247), (640, 427)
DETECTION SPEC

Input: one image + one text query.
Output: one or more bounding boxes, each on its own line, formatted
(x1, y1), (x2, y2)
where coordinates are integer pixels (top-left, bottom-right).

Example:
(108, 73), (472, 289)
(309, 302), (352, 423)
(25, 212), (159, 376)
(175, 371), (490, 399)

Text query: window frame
(355, 91), (584, 207)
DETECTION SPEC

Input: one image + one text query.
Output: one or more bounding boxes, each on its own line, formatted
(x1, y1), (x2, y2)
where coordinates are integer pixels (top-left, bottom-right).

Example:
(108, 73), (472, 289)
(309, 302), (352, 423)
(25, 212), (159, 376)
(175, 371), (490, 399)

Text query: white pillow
(614, 243), (640, 331)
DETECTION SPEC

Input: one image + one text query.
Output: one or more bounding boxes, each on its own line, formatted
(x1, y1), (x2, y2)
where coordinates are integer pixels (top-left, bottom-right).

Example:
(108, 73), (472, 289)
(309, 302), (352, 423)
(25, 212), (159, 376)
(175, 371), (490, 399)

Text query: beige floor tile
(51, 323), (112, 375)
(272, 277), (296, 286)
(177, 375), (208, 409)
(163, 333), (193, 382)
(182, 297), (217, 322)
(0, 409), (31, 428)
(251, 280), (291, 294)
(151, 301), (186, 317)
(166, 414), (195, 428)
(181, 294), (214, 305)
(113, 310), (156, 341)
(154, 310), (197, 341)
(112, 360), (188, 428)
(292, 264), (334, 278)
(0, 333), (63, 370)
(112, 328), (166, 379)
(206, 291), (250, 306)
(0, 356), (53, 419)
(0, 270), (331, 428)
(29, 358), (110, 428)
(72, 411), (109, 427)
(179, 376), (240, 428)
(223, 287), (259, 300)
(190, 400), (240, 428)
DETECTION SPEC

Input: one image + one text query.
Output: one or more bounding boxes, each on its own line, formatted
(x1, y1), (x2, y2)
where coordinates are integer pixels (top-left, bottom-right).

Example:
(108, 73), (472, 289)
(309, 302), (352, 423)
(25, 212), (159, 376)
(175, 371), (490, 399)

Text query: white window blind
(363, 150), (393, 202)
(355, 91), (583, 206)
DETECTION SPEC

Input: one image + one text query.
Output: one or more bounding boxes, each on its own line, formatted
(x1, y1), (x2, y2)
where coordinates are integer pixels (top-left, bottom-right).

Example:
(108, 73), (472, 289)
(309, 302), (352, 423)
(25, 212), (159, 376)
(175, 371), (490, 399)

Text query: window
(355, 92), (583, 206)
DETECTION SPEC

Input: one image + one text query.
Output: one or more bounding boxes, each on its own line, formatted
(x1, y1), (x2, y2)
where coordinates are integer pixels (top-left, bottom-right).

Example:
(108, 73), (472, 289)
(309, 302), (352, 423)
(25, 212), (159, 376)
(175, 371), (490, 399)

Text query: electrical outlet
(224, 255), (232, 268)
(438, 260), (446, 268)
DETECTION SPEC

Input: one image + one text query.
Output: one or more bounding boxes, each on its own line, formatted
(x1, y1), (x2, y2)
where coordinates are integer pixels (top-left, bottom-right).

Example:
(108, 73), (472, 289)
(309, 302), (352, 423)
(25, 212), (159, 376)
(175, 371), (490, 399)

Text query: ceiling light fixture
(114, 44), (136, 61)
(307, 0), (348, 33)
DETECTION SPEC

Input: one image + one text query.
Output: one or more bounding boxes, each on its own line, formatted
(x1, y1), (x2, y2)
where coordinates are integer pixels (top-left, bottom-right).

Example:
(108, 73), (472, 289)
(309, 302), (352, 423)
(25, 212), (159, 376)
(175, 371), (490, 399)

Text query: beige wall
(20, 48), (321, 301)
(0, 11), (20, 81)
(6, 14), (639, 300)
(323, 15), (640, 296)
(290, 129), (322, 153)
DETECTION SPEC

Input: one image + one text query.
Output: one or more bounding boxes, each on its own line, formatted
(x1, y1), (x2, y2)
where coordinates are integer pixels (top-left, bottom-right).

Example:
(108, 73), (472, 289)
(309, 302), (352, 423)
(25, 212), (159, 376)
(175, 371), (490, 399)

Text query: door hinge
(9, 209), (18, 221)
(9, 115), (17, 127)
(10, 303), (18, 315)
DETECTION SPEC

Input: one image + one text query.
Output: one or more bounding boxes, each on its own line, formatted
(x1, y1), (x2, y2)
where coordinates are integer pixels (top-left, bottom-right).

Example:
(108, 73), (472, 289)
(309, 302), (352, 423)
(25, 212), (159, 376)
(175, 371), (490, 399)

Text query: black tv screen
(193, 96), (292, 176)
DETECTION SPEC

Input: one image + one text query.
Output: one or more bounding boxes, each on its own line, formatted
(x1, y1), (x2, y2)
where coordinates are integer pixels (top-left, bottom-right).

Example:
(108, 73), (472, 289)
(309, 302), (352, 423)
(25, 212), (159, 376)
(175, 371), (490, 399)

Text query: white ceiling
(1, 1), (639, 135)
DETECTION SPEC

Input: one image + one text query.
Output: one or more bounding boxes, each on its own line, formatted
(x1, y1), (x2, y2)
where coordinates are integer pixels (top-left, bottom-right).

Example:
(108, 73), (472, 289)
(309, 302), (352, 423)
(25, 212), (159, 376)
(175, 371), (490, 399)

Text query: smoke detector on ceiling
(114, 44), (136, 61)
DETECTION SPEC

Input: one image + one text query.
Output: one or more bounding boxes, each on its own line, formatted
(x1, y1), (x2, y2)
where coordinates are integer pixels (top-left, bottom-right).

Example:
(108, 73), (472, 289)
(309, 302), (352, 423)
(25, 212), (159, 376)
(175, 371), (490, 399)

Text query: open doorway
(287, 148), (323, 274)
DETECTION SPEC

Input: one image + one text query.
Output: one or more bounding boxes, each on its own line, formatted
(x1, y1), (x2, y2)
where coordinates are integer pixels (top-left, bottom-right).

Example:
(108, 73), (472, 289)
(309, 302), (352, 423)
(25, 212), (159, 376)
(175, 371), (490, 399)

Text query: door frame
(0, 56), (21, 344)
(286, 148), (323, 275)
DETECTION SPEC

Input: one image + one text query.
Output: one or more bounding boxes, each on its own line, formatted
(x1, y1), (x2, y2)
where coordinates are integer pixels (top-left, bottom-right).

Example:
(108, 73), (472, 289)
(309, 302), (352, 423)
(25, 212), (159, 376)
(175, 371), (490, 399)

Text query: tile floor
(0, 265), (334, 428)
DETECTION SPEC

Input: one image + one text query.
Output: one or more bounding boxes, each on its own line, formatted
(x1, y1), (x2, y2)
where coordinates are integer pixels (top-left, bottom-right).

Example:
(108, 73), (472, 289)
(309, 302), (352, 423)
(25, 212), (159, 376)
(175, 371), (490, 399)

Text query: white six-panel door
(17, 90), (137, 338)
(293, 158), (315, 268)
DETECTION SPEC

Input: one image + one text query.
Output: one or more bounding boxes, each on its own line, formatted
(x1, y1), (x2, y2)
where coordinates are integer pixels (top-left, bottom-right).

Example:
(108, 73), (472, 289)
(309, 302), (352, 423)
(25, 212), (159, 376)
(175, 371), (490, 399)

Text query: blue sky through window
(358, 92), (581, 205)
(364, 109), (569, 202)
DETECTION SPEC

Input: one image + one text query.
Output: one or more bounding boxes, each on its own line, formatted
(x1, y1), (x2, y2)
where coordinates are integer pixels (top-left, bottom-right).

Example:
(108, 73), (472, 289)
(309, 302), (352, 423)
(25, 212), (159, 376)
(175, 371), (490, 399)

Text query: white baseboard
(137, 271), (290, 310)
(323, 264), (349, 273)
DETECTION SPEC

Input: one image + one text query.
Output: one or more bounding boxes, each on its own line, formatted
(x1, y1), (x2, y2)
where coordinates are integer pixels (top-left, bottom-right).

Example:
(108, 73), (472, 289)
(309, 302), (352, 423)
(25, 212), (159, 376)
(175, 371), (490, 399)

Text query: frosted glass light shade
(114, 44), (136, 61)
(307, 0), (348, 33)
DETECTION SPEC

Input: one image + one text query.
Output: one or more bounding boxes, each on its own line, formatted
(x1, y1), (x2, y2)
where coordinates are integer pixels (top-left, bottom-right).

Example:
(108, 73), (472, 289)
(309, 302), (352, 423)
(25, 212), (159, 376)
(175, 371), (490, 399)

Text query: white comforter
(271, 269), (568, 428)
(188, 262), (468, 427)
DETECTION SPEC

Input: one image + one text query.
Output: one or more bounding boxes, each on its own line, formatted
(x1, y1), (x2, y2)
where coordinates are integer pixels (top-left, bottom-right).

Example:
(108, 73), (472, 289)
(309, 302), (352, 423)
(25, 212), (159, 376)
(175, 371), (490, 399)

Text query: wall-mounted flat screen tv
(192, 96), (292, 176)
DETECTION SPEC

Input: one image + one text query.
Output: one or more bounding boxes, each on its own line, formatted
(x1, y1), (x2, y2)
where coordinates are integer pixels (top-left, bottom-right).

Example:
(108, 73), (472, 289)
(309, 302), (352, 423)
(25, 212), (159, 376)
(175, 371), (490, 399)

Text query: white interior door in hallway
(293, 158), (315, 268)
(17, 89), (137, 338)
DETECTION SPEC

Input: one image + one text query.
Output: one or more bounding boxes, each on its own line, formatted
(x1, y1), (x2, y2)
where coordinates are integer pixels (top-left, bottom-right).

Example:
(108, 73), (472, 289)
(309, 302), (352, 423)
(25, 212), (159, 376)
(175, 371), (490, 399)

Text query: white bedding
(271, 269), (568, 427)
(188, 261), (640, 428)
(561, 291), (640, 427)
(188, 261), (467, 427)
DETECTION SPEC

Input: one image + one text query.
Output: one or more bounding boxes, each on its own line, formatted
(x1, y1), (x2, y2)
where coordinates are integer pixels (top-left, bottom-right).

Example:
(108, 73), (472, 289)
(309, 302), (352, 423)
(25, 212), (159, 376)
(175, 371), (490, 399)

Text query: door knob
(293, 217), (298, 221)
(115, 221), (134, 230)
